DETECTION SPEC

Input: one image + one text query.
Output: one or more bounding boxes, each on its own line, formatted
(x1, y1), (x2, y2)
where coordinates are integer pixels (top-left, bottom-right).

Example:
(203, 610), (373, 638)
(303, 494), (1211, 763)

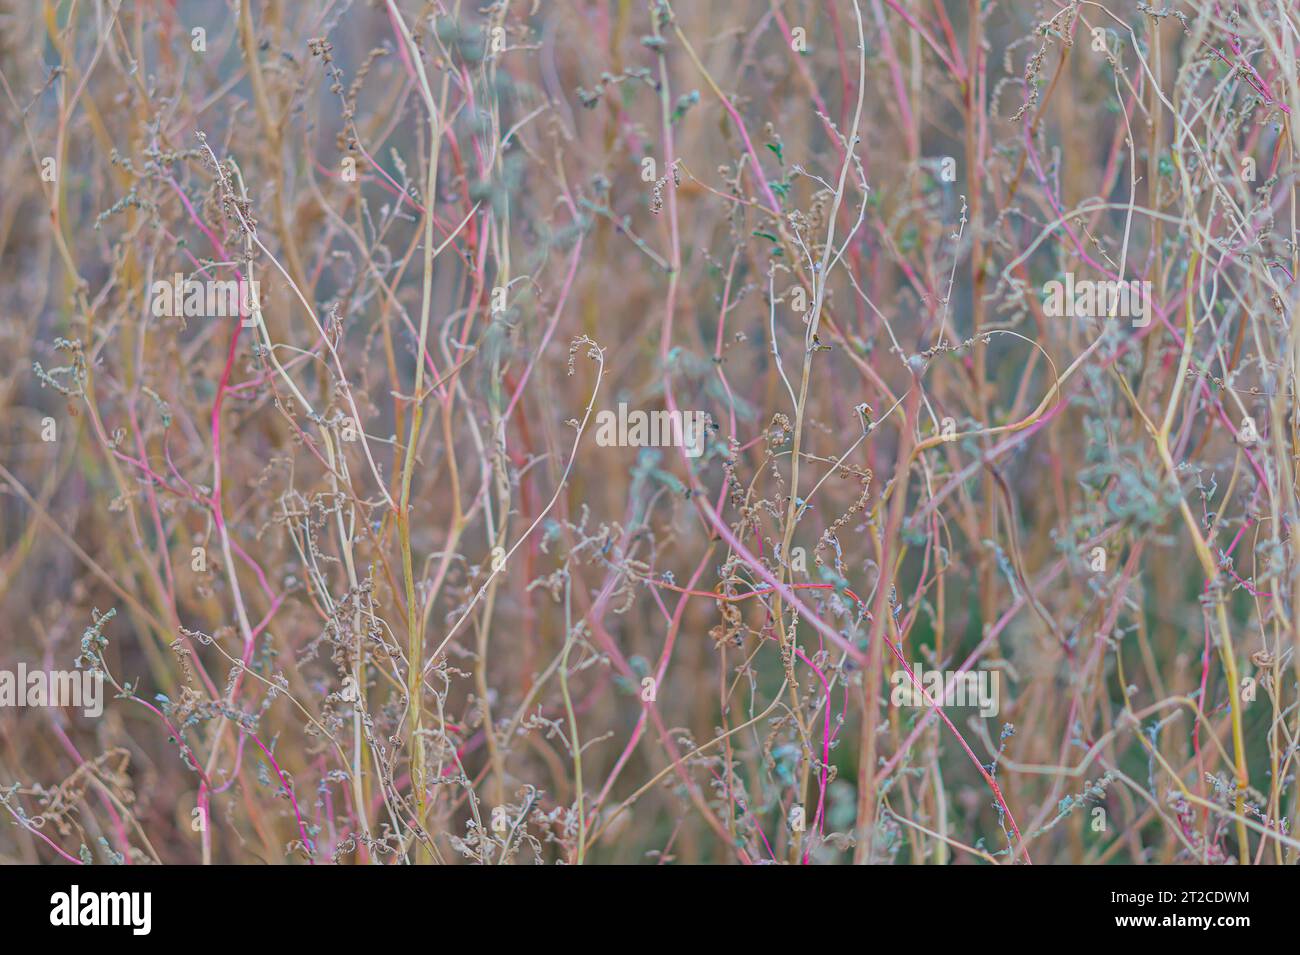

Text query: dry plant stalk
(0, 0), (1297, 866)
